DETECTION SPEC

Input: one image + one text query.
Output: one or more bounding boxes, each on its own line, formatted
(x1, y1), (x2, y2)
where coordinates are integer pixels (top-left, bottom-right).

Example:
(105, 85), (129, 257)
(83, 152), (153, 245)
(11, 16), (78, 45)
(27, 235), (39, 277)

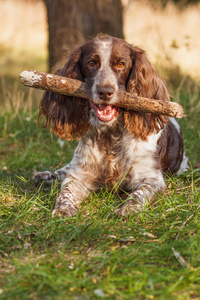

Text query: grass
(0, 71), (200, 299)
(1, 1), (200, 299)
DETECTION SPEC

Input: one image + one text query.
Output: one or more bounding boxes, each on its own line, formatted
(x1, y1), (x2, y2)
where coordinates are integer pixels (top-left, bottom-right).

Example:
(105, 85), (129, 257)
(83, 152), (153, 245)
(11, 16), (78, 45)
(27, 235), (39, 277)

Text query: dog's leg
(115, 178), (165, 216)
(52, 172), (95, 218)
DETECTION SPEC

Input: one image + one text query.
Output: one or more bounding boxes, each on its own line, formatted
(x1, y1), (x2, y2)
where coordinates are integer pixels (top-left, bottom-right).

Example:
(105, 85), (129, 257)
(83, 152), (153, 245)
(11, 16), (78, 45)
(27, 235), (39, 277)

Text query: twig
(20, 70), (186, 118)
(175, 214), (194, 240)
(172, 247), (192, 269)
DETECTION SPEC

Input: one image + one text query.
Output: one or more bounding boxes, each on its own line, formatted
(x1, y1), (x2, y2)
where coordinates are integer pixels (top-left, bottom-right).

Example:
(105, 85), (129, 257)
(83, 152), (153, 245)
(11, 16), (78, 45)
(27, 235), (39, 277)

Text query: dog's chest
(93, 132), (138, 183)
(75, 130), (159, 186)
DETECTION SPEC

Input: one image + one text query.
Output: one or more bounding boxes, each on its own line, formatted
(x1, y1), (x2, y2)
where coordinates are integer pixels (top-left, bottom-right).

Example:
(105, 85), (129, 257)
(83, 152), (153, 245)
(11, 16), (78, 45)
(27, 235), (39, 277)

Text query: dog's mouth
(89, 100), (119, 122)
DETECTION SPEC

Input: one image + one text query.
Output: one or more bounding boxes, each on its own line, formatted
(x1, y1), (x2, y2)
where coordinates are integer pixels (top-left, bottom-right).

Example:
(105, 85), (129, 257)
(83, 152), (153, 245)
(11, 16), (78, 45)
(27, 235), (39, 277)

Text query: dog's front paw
(52, 205), (78, 218)
(115, 200), (141, 216)
(33, 170), (57, 183)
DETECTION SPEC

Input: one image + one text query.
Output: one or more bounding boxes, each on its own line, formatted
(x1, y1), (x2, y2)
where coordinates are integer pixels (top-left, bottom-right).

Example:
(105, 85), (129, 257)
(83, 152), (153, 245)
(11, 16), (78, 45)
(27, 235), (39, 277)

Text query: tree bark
(43, 0), (124, 70)
(20, 70), (186, 119)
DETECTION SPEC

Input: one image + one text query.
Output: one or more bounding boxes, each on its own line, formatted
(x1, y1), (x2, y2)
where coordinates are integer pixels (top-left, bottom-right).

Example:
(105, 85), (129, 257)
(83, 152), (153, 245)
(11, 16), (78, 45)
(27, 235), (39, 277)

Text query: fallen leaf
(94, 289), (105, 297)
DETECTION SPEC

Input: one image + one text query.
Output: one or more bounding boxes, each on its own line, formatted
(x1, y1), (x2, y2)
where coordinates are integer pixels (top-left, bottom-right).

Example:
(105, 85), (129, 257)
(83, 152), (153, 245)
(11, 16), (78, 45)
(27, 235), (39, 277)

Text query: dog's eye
(88, 60), (96, 67)
(117, 61), (125, 68)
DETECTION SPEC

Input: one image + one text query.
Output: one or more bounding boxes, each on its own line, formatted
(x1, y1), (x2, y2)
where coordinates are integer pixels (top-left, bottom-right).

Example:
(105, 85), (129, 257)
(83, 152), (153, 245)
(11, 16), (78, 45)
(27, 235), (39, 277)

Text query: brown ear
(124, 46), (169, 141)
(38, 47), (89, 140)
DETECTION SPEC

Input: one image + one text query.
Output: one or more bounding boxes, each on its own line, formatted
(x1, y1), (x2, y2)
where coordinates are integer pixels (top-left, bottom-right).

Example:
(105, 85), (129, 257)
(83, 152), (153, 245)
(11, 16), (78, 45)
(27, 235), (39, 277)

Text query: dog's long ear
(124, 46), (169, 141)
(38, 47), (90, 140)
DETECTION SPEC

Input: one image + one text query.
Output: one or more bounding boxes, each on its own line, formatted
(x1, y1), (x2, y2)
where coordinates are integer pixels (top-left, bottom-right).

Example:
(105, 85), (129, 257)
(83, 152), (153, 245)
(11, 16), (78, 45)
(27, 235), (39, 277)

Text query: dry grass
(0, 0), (47, 105)
(124, 0), (200, 79)
(0, 0), (47, 55)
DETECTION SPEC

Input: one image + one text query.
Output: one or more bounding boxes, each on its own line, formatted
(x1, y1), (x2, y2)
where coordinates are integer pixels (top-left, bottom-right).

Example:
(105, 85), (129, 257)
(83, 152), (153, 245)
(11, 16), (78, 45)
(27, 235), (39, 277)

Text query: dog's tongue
(90, 102), (119, 122)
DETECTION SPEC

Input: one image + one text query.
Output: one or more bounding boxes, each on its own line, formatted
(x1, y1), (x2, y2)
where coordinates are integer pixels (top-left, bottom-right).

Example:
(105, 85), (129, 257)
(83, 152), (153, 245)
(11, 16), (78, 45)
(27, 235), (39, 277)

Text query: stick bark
(20, 70), (186, 118)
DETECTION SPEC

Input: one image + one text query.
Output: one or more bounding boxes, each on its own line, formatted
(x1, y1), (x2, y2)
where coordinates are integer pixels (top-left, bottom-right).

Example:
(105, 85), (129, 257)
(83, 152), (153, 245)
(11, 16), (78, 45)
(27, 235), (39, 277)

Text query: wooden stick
(20, 70), (186, 118)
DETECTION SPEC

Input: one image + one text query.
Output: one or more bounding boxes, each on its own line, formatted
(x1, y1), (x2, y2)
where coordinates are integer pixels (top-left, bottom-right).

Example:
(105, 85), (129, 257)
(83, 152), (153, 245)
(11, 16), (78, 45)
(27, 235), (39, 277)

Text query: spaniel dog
(34, 35), (188, 217)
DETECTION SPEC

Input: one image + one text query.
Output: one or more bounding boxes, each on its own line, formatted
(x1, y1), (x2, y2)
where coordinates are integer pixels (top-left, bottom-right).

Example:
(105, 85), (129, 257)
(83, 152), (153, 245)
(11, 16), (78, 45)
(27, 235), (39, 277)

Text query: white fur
(91, 40), (119, 104)
(177, 153), (188, 174)
(169, 118), (188, 174)
(169, 117), (181, 133)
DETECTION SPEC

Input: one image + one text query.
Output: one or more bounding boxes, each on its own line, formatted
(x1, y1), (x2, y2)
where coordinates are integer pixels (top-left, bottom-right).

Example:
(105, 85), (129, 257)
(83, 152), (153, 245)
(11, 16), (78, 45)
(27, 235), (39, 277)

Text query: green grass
(0, 45), (47, 109)
(0, 65), (200, 299)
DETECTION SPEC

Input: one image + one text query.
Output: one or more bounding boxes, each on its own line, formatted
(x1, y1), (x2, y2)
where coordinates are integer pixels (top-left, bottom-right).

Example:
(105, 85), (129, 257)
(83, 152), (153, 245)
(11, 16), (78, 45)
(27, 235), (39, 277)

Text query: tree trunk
(43, 0), (124, 71)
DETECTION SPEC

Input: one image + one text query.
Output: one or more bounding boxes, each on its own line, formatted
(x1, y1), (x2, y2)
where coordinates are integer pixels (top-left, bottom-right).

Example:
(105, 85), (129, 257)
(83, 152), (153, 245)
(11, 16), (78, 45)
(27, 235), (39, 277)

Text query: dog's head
(39, 35), (169, 140)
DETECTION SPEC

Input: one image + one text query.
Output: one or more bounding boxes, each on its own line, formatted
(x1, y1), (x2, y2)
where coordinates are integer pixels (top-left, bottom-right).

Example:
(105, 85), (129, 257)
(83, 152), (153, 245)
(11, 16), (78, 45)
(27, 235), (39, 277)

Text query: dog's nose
(96, 85), (115, 101)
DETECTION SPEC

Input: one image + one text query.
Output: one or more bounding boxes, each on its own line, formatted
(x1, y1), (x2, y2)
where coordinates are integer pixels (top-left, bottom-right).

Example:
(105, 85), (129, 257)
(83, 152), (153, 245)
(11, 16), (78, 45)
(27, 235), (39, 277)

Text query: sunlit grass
(0, 0), (47, 55)
(124, 0), (200, 80)
(0, 0), (47, 107)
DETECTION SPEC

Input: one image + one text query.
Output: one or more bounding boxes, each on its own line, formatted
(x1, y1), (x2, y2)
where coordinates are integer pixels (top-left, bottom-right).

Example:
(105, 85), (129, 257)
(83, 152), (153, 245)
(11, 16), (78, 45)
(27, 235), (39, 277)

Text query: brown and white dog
(34, 35), (188, 217)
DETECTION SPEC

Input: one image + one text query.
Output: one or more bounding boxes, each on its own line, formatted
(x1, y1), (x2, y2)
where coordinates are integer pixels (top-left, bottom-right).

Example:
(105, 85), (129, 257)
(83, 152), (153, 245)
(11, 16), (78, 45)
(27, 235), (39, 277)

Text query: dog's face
(80, 37), (133, 125)
(39, 35), (169, 141)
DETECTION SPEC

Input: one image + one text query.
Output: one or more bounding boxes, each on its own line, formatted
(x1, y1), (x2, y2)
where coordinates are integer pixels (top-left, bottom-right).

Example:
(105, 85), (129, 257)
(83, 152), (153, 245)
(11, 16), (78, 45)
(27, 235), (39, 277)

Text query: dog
(34, 35), (188, 217)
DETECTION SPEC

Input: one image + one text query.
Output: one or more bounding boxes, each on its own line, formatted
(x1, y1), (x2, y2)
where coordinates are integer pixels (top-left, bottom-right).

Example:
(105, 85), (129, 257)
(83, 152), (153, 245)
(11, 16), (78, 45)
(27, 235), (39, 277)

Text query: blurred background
(0, 0), (200, 107)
